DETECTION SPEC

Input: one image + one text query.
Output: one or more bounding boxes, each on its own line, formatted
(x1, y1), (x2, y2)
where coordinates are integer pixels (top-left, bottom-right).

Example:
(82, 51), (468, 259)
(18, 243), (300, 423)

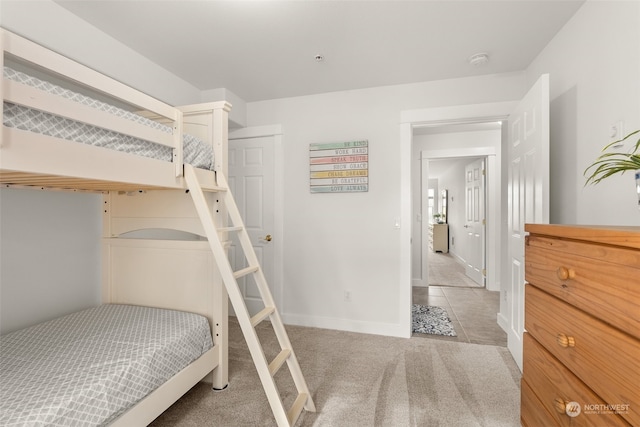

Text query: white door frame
(400, 102), (517, 338)
(229, 125), (284, 311)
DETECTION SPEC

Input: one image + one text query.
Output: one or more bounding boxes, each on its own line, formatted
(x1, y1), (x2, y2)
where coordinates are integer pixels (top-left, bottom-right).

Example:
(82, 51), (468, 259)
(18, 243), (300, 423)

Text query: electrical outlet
(344, 290), (352, 302)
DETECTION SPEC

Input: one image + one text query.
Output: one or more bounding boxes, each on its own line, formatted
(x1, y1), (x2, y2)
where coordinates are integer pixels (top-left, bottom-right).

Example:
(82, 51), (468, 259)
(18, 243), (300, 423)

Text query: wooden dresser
(429, 223), (448, 253)
(522, 224), (640, 427)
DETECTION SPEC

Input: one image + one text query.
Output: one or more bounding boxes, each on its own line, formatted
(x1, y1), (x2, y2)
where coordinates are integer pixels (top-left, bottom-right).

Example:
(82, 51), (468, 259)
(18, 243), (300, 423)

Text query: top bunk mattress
(0, 304), (213, 426)
(3, 66), (215, 171)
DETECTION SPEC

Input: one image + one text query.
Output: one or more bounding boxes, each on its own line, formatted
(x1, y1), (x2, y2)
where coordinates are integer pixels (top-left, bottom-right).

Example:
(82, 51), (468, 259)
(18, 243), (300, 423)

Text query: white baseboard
(486, 280), (500, 292)
(451, 251), (465, 265)
(281, 312), (410, 338)
(497, 312), (509, 333)
(412, 278), (427, 287)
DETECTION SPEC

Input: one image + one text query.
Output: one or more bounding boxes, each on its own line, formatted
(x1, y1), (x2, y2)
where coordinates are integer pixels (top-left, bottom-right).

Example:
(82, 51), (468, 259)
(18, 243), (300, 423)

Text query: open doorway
(423, 156), (487, 288)
(401, 75), (550, 369)
(412, 122), (501, 291)
(399, 104), (516, 345)
(409, 123), (506, 345)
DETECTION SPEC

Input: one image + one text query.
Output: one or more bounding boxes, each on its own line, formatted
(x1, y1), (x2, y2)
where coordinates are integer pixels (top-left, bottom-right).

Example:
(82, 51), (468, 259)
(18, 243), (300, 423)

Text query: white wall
(0, 189), (102, 334)
(245, 74), (524, 335)
(526, 0), (640, 225)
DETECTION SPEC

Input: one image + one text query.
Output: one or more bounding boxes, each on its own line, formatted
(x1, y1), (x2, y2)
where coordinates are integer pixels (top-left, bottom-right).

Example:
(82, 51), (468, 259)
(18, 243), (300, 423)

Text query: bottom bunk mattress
(0, 304), (213, 426)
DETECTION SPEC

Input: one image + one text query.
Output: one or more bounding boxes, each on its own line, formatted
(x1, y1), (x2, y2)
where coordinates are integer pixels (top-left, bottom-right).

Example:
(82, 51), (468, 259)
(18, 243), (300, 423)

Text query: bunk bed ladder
(184, 164), (315, 427)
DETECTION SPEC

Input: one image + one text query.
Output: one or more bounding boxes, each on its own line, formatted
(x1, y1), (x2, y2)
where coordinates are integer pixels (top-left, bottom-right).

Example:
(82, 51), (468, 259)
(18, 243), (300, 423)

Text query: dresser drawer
(525, 285), (639, 426)
(526, 234), (640, 340)
(523, 333), (630, 426)
(521, 377), (560, 427)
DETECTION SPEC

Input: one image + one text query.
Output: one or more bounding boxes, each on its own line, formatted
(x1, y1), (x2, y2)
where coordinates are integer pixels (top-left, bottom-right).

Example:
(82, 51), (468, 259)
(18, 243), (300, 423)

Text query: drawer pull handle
(556, 333), (576, 348)
(556, 266), (575, 281)
(554, 398), (567, 414)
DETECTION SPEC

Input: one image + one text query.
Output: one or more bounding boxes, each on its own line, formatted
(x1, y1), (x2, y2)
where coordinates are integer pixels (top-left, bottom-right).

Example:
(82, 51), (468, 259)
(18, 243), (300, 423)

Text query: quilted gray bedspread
(3, 66), (215, 171)
(0, 304), (213, 426)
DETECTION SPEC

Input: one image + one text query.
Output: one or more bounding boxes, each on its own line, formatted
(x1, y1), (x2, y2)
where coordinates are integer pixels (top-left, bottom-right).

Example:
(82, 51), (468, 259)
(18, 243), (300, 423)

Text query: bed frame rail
(0, 28), (231, 192)
(1, 28), (179, 126)
(0, 27), (190, 181)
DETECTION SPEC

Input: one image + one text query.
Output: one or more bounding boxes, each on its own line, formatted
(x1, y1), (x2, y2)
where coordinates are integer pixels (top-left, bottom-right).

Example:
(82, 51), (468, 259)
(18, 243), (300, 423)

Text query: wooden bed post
(212, 103), (230, 178)
(178, 101), (231, 178)
(101, 191), (112, 304)
(178, 101), (232, 390)
(206, 101), (230, 390)
(173, 109), (184, 178)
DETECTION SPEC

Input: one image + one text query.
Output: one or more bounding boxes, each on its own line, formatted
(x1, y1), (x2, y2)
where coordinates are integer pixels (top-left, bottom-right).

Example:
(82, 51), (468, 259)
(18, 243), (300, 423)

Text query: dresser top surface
(525, 224), (640, 250)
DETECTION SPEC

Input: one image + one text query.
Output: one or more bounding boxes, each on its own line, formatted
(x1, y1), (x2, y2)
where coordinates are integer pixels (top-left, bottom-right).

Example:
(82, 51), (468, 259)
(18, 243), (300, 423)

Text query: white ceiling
(53, 0), (585, 102)
(428, 157), (481, 179)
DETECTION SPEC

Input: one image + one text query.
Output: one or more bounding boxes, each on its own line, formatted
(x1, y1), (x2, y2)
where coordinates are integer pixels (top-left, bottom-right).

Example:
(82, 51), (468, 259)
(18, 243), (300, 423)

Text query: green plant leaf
(584, 130), (640, 186)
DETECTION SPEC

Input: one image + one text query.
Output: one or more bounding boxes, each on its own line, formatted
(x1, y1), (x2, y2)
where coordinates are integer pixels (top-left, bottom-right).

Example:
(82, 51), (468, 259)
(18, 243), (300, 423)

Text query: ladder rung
(218, 226), (243, 233)
(268, 349), (291, 376)
(287, 393), (309, 426)
(233, 265), (259, 279)
(251, 306), (275, 327)
(185, 166), (315, 425)
(200, 185), (227, 192)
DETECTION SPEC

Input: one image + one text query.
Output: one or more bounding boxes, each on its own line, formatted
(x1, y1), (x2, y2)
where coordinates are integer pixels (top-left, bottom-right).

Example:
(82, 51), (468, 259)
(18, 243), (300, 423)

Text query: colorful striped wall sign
(309, 140), (369, 193)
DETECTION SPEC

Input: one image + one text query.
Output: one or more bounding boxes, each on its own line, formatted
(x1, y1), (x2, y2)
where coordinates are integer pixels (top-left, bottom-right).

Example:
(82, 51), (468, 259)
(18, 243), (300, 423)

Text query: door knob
(262, 234), (272, 242)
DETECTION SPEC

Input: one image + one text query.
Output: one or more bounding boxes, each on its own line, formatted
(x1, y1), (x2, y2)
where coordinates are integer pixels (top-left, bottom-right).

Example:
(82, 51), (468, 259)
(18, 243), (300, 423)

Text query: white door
(228, 135), (276, 316)
(464, 158), (485, 286)
(507, 74), (550, 370)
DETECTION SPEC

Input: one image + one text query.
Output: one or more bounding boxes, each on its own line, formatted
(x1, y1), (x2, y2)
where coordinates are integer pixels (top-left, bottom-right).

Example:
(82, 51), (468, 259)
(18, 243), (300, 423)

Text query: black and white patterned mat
(412, 304), (457, 336)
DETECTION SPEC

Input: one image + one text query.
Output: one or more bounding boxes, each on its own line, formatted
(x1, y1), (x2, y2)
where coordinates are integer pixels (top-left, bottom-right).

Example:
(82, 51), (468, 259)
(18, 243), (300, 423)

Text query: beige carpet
(151, 318), (521, 426)
(429, 253), (482, 288)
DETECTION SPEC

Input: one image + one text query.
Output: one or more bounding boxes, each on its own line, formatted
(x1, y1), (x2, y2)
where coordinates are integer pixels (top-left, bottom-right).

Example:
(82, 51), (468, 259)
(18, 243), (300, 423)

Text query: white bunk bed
(0, 28), (231, 426)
